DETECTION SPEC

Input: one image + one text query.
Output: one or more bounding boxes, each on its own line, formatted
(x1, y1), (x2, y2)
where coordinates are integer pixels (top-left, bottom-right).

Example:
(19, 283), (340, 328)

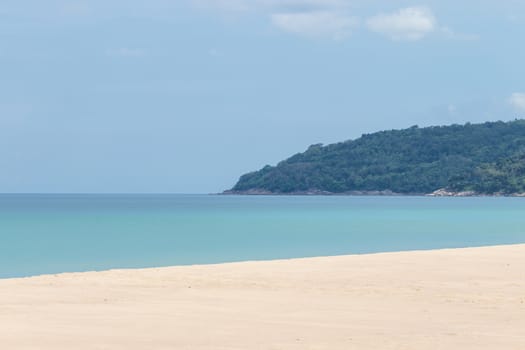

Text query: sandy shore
(1, 245), (524, 349)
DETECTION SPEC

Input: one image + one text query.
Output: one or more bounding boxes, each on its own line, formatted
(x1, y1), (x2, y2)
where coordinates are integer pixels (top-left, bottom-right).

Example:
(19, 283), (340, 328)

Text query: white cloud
(271, 11), (358, 39)
(366, 7), (436, 41)
(194, 2), (467, 42)
(193, 0), (355, 39)
(106, 48), (145, 57)
(509, 93), (525, 112)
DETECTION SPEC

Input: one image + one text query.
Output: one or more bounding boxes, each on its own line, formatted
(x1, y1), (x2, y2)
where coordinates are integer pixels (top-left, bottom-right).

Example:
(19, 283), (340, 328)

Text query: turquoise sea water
(1, 194), (524, 278)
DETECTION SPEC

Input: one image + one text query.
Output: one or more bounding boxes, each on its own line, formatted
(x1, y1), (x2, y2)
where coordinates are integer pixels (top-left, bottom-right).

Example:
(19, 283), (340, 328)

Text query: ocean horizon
(1, 194), (524, 279)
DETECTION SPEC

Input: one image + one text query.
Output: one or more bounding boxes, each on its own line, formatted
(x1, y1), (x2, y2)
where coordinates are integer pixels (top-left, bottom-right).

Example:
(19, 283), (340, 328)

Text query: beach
(1, 244), (524, 349)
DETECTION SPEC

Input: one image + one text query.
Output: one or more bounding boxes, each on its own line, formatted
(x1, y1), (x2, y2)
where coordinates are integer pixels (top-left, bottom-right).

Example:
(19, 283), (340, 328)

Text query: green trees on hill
(448, 154), (525, 194)
(229, 120), (525, 194)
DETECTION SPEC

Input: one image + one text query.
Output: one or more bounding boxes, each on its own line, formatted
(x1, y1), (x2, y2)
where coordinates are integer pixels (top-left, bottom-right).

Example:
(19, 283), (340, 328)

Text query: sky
(1, 0), (524, 193)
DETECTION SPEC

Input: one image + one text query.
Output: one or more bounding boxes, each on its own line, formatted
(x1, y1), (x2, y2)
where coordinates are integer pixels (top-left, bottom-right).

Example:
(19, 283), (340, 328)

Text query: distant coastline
(227, 120), (525, 196)
(223, 188), (525, 197)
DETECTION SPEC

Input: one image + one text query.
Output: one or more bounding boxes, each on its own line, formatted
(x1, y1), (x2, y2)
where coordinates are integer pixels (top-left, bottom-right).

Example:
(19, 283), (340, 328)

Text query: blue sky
(1, 0), (524, 193)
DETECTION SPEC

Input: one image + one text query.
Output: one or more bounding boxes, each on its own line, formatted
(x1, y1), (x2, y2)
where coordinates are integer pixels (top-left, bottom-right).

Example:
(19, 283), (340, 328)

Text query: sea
(1, 194), (524, 279)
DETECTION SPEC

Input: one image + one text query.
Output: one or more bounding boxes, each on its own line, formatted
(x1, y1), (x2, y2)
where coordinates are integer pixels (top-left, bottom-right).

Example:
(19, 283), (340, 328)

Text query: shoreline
(3, 243), (524, 281)
(1, 244), (524, 349)
(2, 243), (524, 281)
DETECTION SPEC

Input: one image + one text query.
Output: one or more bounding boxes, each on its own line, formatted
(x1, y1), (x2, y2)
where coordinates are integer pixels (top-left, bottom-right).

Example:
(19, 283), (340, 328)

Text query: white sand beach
(1, 244), (524, 349)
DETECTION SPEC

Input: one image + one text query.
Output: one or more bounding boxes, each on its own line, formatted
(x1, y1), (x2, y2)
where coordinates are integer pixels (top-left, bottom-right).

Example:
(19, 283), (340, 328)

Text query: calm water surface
(1, 194), (524, 278)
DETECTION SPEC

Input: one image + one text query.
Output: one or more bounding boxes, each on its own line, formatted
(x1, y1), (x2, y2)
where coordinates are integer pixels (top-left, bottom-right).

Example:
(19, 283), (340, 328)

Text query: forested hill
(227, 120), (525, 195)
